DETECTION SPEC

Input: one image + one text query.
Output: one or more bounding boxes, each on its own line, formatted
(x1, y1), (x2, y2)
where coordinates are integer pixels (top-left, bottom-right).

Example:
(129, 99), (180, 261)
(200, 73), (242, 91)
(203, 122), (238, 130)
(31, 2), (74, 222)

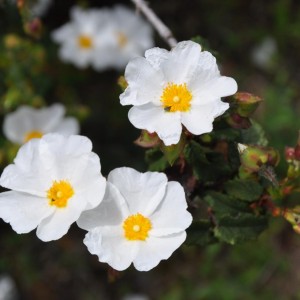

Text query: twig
(131, 0), (177, 48)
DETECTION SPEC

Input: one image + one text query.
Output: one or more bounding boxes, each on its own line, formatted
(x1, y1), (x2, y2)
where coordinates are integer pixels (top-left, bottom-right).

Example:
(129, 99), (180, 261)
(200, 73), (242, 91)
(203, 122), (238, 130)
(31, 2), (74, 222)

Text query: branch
(131, 0), (177, 48)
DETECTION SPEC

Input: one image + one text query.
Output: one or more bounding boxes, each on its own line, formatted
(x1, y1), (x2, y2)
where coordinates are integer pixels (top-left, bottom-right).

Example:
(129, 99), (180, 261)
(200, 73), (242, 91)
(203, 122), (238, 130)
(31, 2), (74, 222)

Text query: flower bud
(24, 18), (43, 39)
(285, 147), (295, 162)
(234, 92), (262, 117)
(226, 113), (251, 129)
(134, 130), (160, 148)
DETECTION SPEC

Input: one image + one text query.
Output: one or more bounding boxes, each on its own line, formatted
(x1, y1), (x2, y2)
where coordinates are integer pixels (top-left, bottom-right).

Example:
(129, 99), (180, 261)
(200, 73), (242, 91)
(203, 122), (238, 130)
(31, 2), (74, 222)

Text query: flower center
(116, 32), (128, 48)
(123, 213), (152, 241)
(24, 130), (43, 143)
(78, 35), (93, 49)
(161, 83), (192, 112)
(47, 180), (74, 208)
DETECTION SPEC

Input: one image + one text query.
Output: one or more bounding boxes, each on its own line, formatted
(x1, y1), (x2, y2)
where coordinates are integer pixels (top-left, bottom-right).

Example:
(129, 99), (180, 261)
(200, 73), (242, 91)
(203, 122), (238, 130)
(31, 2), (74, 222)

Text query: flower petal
(145, 47), (169, 70)
(181, 101), (229, 135)
(53, 117), (80, 136)
(77, 182), (126, 230)
(36, 194), (85, 242)
(83, 226), (139, 271)
(150, 182), (192, 236)
(120, 57), (164, 106)
(107, 167), (168, 216)
(128, 103), (182, 146)
(0, 191), (53, 234)
(133, 232), (186, 271)
(161, 41), (202, 84)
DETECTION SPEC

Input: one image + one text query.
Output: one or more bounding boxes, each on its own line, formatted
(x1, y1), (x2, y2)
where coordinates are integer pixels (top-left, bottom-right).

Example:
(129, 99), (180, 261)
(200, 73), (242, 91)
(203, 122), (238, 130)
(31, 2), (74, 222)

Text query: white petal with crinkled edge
(150, 182), (192, 236)
(0, 191), (54, 234)
(107, 167), (167, 216)
(84, 226), (139, 271)
(77, 182), (129, 230)
(120, 57), (164, 106)
(161, 41), (202, 84)
(145, 47), (169, 70)
(128, 103), (182, 146)
(133, 232), (186, 271)
(36, 193), (86, 242)
(181, 101), (229, 135)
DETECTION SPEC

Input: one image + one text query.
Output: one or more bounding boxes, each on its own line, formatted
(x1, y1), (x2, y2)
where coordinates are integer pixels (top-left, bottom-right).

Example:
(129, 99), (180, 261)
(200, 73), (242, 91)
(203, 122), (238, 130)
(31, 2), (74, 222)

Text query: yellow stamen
(123, 213), (152, 241)
(117, 32), (128, 48)
(161, 83), (192, 112)
(24, 130), (43, 143)
(47, 180), (74, 208)
(78, 35), (93, 49)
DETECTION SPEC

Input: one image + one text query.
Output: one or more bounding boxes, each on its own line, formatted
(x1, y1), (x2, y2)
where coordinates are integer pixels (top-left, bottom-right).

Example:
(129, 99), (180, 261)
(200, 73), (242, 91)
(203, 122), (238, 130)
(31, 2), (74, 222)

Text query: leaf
(161, 134), (186, 166)
(241, 120), (268, 146)
(145, 148), (168, 171)
(184, 141), (232, 182)
(204, 192), (252, 216)
(185, 220), (217, 246)
(214, 214), (268, 244)
(224, 179), (263, 202)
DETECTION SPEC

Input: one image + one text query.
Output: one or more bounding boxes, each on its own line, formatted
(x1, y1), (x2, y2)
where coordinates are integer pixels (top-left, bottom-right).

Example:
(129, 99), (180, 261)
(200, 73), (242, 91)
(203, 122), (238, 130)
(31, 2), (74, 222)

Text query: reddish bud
(24, 18), (43, 39)
(285, 147), (295, 161)
(233, 92), (262, 117)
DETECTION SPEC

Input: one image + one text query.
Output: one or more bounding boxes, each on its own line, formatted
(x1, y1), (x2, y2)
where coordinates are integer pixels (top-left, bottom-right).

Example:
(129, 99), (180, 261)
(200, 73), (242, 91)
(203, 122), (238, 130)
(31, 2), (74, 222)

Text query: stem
(131, 0), (177, 48)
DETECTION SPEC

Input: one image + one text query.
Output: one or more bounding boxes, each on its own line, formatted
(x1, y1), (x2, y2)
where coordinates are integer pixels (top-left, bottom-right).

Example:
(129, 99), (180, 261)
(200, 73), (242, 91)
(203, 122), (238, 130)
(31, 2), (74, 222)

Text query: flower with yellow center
(3, 103), (79, 145)
(51, 6), (113, 70)
(120, 40), (238, 146)
(0, 133), (106, 242)
(78, 167), (192, 271)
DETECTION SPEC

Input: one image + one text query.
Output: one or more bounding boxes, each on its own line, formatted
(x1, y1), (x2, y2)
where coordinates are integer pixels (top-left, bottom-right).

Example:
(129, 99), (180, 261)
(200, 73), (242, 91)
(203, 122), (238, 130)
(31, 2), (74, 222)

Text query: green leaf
(184, 141), (232, 183)
(185, 220), (217, 246)
(224, 179), (263, 202)
(145, 148), (168, 172)
(241, 120), (268, 146)
(214, 214), (268, 244)
(204, 192), (252, 216)
(161, 135), (186, 166)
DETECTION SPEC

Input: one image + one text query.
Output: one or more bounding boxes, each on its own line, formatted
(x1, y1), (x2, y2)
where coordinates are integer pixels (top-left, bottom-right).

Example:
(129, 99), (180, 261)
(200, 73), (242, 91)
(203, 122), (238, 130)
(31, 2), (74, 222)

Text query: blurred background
(1, 0), (300, 299)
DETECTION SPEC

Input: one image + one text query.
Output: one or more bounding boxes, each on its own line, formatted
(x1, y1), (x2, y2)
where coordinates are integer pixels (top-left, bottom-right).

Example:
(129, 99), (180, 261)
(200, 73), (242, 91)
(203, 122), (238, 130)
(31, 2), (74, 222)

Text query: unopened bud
(234, 92), (262, 117)
(24, 18), (42, 39)
(285, 147), (295, 161)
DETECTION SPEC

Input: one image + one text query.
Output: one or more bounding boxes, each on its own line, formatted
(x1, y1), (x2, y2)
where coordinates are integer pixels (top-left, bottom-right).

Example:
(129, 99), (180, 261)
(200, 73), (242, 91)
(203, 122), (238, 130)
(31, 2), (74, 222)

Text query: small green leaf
(204, 192), (252, 216)
(241, 120), (268, 146)
(145, 148), (168, 171)
(185, 220), (217, 246)
(224, 179), (263, 202)
(161, 135), (186, 166)
(214, 214), (268, 244)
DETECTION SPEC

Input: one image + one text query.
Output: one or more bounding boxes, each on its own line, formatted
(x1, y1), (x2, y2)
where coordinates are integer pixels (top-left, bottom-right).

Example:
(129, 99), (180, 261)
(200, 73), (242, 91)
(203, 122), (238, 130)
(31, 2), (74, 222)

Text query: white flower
(120, 40), (238, 146)
(51, 6), (113, 70)
(3, 103), (79, 145)
(103, 5), (154, 70)
(0, 133), (106, 242)
(77, 167), (192, 271)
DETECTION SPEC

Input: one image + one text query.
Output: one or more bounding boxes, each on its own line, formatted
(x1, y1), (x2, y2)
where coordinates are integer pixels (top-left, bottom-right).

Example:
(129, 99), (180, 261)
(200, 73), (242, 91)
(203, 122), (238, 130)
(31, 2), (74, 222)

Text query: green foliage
(214, 214), (268, 245)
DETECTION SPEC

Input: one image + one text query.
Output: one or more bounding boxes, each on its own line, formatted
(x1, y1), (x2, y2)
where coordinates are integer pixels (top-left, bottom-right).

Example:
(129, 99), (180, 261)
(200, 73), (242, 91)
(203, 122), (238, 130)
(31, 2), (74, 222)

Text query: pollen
(24, 130), (43, 143)
(116, 32), (128, 48)
(47, 180), (74, 208)
(123, 213), (152, 241)
(161, 83), (192, 112)
(78, 35), (93, 49)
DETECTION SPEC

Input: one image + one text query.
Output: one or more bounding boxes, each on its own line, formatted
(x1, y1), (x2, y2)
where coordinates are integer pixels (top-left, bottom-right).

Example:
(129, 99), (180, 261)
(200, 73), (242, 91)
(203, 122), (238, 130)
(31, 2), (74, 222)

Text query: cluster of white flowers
(52, 5), (154, 70)
(0, 102), (193, 271)
(0, 12), (238, 270)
